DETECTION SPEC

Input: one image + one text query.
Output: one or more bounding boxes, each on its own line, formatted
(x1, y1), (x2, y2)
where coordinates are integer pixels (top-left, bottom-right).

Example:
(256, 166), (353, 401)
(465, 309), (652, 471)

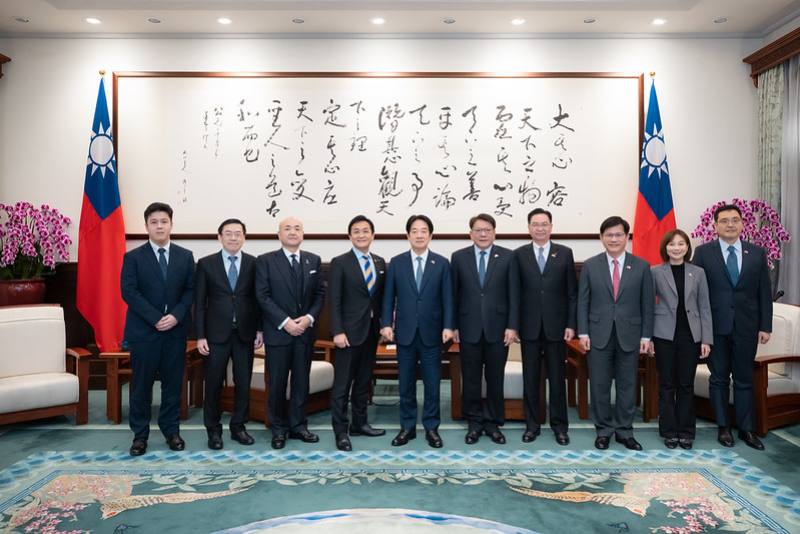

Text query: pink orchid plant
(691, 198), (790, 269)
(0, 201), (72, 279)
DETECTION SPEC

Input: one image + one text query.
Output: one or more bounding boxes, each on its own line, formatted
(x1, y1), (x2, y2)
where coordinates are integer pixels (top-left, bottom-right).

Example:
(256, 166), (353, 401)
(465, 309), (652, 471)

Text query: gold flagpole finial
(99, 69), (106, 76)
(649, 71), (656, 78)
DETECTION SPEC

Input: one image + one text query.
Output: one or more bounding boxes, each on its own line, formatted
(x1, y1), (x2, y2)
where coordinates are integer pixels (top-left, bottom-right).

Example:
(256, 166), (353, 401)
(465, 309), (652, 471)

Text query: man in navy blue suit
(121, 202), (195, 456)
(693, 204), (772, 451)
(381, 215), (454, 448)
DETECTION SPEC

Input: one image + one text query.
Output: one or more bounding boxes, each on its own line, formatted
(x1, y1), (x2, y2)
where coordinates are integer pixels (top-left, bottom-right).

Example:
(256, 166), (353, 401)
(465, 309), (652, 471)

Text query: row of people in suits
(120, 201), (771, 456)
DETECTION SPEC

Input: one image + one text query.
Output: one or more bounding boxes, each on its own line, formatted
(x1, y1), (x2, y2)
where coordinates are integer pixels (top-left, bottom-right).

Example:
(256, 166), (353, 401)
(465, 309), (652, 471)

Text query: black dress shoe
(615, 436), (643, 451)
(738, 431), (765, 451)
(391, 429), (416, 446)
(335, 433), (352, 451)
(487, 430), (506, 445)
(166, 434), (185, 451)
(594, 436), (610, 450)
(425, 429), (443, 448)
(678, 438), (693, 450)
(522, 429), (540, 443)
(555, 432), (570, 446)
(129, 438), (147, 456)
(271, 434), (287, 449)
(465, 430), (481, 445)
(717, 427), (734, 448)
(349, 424), (386, 437)
(207, 434), (223, 450)
(289, 429), (320, 443)
(664, 438), (678, 449)
(230, 429), (255, 445)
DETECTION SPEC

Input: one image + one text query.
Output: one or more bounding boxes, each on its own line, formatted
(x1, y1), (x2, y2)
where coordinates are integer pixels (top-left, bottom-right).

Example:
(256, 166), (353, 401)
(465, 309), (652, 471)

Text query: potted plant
(691, 198), (790, 269)
(0, 201), (72, 305)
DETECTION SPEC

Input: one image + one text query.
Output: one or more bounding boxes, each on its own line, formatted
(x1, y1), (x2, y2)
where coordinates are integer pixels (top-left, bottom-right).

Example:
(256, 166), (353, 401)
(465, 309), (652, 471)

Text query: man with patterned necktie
(328, 215), (387, 451)
(195, 218), (263, 450)
(693, 204), (772, 451)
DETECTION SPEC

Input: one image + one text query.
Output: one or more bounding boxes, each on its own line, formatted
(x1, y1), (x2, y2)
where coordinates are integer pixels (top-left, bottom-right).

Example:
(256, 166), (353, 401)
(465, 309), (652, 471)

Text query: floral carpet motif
(0, 449), (796, 533)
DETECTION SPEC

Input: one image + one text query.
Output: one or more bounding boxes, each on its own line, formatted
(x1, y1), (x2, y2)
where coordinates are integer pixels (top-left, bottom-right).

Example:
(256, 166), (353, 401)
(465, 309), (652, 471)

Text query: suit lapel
(216, 252), (233, 293)
(712, 240), (736, 286)
(348, 251), (370, 296)
(542, 244), (558, 277)
(663, 265), (677, 296)
(483, 247), (501, 287)
(301, 252), (313, 298)
(468, 248), (482, 287)
(601, 254), (614, 299)
(738, 242), (754, 287)
(274, 251), (298, 301)
(615, 255), (632, 300)
(144, 244), (166, 288)
(419, 255), (436, 294)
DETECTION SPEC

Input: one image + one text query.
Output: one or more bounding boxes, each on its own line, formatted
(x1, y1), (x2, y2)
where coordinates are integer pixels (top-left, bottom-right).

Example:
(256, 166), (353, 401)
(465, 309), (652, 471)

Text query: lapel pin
(689, 272), (693, 277)
(431, 260), (436, 265)
(744, 250), (750, 255)
(551, 253), (557, 258)
(626, 265), (632, 270)
(494, 254), (499, 258)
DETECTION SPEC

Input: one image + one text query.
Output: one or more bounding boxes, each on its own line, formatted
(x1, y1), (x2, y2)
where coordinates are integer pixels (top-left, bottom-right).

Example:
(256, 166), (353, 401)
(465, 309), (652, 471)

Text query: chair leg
(753, 364), (769, 437)
(106, 359), (121, 424)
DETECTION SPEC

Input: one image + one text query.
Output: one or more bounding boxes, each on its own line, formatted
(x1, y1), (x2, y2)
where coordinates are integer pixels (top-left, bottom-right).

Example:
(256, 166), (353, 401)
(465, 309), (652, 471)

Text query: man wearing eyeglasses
(451, 213), (519, 445)
(513, 208), (577, 446)
(578, 215), (654, 451)
(693, 204), (772, 451)
(195, 218), (263, 450)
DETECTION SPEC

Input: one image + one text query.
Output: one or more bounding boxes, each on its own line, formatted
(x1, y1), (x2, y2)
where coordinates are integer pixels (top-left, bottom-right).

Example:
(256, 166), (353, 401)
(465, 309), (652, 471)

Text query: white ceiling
(0, 0), (798, 37)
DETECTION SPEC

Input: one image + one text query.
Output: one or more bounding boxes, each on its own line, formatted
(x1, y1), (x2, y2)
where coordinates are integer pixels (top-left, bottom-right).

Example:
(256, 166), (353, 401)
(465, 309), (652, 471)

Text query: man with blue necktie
(381, 215), (455, 448)
(195, 218), (263, 450)
(693, 204), (772, 450)
(329, 215), (387, 451)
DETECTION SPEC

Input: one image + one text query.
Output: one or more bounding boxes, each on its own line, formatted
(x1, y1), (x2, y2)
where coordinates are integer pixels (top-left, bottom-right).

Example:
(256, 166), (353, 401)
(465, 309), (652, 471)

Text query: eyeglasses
(717, 218), (742, 225)
(529, 223), (551, 229)
(222, 231), (244, 238)
(471, 228), (494, 234)
(603, 232), (627, 239)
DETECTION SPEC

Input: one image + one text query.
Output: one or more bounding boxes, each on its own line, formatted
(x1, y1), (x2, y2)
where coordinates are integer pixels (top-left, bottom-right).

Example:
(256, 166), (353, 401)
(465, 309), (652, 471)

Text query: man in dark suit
(693, 204), (772, 450)
(514, 208), (577, 446)
(578, 216), (654, 451)
(329, 215), (387, 451)
(451, 213), (518, 445)
(255, 217), (326, 449)
(121, 202), (195, 456)
(195, 218), (263, 450)
(381, 215), (454, 448)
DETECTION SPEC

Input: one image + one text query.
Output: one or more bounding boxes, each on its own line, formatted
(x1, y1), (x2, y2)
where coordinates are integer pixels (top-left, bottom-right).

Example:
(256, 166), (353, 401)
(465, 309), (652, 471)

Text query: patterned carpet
(0, 449), (798, 533)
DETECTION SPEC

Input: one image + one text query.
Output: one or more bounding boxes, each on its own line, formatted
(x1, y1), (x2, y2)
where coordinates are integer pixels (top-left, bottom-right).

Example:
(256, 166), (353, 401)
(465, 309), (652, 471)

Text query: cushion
(229, 360), (335, 399)
(694, 365), (799, 399)
(0, 306), (66, 379)
(479, 360), (524, 399)
(0, 373), (78, 414)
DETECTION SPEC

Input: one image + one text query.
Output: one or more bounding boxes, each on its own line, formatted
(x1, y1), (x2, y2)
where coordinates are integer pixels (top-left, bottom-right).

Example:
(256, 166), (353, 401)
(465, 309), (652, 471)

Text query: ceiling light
(443, 18), (456, 25)
(217, 17), (232, 25)
(85, 17), (102, 25)
(652, 18), (667, 26)
(147, 17), (162, 24)
(292, 18), (305, 24)
(371, 17), (385, 25)
(14, 16), (30, 23)
(583, 17), (596, 24)
(511, 18), (526, 26)
(713, 17), (728, 24)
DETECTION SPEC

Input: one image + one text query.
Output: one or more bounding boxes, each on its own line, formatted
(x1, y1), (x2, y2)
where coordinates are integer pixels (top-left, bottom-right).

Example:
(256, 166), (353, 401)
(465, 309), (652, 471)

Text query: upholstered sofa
(0, 305), (90, 425)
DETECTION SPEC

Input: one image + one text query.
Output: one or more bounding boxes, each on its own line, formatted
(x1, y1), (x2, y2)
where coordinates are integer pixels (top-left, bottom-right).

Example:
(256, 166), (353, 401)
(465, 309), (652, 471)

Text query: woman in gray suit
(650, 229), (712, 450)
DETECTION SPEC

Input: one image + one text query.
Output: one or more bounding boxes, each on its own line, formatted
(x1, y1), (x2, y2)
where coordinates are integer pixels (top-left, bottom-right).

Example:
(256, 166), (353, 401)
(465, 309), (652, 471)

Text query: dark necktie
(612, 259), (620, 301)
(290, 253), (303, 299)
(726, 245), (739, 286)
(415, 256), (423, 291)
(158, 248), (168, 280)
(478, 251), (487, 288)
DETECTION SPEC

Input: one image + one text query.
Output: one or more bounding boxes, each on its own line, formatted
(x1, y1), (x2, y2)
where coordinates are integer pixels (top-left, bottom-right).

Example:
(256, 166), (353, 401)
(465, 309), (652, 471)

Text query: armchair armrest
(314, 340), (335, 363)
(755, 353), (800, 366)
(65, 347), (90, 425)
(66, 347), (92, 359)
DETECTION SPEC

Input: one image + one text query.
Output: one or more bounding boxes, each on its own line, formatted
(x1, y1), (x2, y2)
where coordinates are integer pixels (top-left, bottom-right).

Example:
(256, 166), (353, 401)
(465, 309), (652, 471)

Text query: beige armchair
(0, 305), (90, 425)
(695, 302), (800, 436)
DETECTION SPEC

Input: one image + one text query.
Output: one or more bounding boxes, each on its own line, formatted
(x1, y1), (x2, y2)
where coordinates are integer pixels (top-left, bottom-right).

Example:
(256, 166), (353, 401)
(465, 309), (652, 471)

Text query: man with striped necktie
(329, 215), (387, 451)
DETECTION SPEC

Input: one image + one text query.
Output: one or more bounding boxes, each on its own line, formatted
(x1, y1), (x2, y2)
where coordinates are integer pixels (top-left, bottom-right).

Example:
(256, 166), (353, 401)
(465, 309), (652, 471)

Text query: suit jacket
(692, 239), (772, 337)
(577, 252), (654, 352)
(255, 249), (326, 346)
(514, 242), (577, 342)
(121, 242), (195, 343)
(329, 250), (386, 346)
(651, 262), (713, 344)
(195, 251), (260, 344)
(381, 250), (455, 347)
(450, 245), (519, 344)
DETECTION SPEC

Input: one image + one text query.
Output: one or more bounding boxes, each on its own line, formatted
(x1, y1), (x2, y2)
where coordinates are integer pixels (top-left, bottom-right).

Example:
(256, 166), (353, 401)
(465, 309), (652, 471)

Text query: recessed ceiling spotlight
(371, 17), (385, 25)
(443, 17), (456, 25)
(652, 18), (667, 26)
(14, 16), (30, 23)
(292, 18), (305, 24)
(217, 17), (232, 25)
(511, 18), (526, 26)
(147, 17), (162, 24)
(583, 17), (596, 24)
(85, 17), (102, 25)
(713, 16), (728, 24)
